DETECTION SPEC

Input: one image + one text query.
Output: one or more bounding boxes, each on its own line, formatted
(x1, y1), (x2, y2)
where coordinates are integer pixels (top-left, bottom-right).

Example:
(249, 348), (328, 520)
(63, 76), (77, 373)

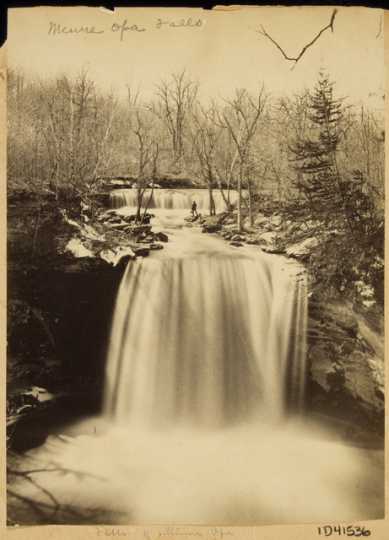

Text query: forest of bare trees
(7, 67), (385, 301)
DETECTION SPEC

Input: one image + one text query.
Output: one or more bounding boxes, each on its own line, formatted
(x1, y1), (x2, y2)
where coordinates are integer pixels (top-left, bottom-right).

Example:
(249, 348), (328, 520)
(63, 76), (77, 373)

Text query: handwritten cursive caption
(318, 525), (371, 537)
(95, 527), (233, 539)
(48, 18), (204, 41)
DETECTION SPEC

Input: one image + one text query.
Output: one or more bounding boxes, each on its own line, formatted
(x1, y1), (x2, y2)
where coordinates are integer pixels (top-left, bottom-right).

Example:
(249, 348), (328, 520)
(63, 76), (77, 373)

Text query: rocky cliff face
(307, 300), (384, 434)
(7, 197), (121, 414)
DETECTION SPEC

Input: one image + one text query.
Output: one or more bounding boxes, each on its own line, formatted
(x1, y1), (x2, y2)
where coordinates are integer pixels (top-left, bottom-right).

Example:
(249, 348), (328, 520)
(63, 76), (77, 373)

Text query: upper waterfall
(109, 188), (238, 214)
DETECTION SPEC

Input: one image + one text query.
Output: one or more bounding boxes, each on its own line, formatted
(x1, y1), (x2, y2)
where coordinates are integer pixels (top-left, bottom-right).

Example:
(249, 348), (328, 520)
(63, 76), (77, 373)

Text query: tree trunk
(142, 182), (155, 223)
(208, 185), (215, 216)
(237, 165), (242, 231)
(136, 185), (143, 222)
(248, 180), (253, 228)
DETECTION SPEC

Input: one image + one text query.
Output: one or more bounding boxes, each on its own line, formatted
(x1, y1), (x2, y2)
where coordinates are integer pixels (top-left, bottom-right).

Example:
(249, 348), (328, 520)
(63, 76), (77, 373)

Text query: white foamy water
(11, 418), (384, 525)
(104, 248), (307, 427)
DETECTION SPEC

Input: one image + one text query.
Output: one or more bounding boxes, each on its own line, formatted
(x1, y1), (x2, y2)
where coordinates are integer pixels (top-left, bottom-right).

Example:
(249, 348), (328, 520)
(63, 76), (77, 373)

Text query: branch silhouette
(258, 9), (338, 69)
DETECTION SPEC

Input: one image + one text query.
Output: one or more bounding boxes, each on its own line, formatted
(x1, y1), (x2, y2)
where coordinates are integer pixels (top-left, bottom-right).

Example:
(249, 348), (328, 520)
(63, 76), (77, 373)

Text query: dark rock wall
(8, 198), (122, 411)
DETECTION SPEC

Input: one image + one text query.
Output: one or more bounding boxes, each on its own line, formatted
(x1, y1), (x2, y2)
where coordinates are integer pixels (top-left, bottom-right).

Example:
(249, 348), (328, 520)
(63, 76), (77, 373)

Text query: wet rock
(99, 247), (135, 266)
(121, 214), (137, 224)
(133, 246), (150, 257)
(257, 231), (278, 246)
(155, 231), (169, 243)
(246, 238), (260, 245)
(106, 216), (123, 224)
(202, 223), (222, 233)
(261, 245), (286, 254)
(185, 215), (199, 223)
(243, 217), (255, 231)
(149, 243), (164, 250)
(253, 213), (268, 227)
(65, 238), (94, 259)
(223, 216), (236, 225)
(231, 234), (245, 242)
(136, 234), (148, 243)
(108, 221), (129, 230)
(270, 215), (282, 227)
(126, 224), (152, 236)
(230, 241), (243, 247)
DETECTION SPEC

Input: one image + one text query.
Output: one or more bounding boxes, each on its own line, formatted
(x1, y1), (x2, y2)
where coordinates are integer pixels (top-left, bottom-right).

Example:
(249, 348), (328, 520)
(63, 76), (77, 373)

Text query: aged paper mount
(0, 5), (388, 540)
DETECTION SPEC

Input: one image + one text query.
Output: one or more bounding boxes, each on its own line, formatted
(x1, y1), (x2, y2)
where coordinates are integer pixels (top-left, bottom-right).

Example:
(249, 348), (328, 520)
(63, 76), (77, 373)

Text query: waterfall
(104, 251), (307, 428)
(110, 188), (238, 213)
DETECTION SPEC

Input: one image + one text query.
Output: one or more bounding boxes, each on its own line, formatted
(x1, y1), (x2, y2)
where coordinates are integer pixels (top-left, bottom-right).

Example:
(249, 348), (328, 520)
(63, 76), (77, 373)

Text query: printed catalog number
(318, 526), (371, 537)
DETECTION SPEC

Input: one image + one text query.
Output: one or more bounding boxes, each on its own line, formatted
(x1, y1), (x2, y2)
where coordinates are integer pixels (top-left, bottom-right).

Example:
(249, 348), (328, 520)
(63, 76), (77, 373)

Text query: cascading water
(104, 214), (307, 428)
(110, 188), (238, 213)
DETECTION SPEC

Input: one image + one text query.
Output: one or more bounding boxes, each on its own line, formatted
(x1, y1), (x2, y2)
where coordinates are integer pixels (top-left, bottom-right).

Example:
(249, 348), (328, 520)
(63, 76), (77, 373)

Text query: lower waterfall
(104, 243), (307, 428)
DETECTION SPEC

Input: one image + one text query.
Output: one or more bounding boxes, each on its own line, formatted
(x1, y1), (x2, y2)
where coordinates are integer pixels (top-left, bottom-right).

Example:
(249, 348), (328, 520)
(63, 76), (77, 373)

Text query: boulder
(261, 245), (285, 254)
(136, 234), (148, 243)
(231, 234), (245, 242)
(99, 247), (135, 267)
(126, 224), (152, 236)
(108, 221), (129, 230)
(185, 215), (199, 223)
(286, 237), (319, 260)
(270, 215), (282, 227)
(223, 216), (236, 226)
(121, 214), (137, 224)
(202, 223), (222, 233)
(155, 231), (169, 243)
(106, 216), (123, 225)
(243, 217), (255, 231)
(253, 213), (268, 227)
(246, 237), (260, 245)
(133, 246), (150, 257)
(257, 231), (278, 246)
(149, 243), (164, 251)
(230, 241), (243, 247)
(65, 238), (94, 259)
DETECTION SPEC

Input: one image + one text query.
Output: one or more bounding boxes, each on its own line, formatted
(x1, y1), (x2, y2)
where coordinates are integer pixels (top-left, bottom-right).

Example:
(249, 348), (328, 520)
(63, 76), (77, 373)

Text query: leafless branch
(258, 9), (338, 69)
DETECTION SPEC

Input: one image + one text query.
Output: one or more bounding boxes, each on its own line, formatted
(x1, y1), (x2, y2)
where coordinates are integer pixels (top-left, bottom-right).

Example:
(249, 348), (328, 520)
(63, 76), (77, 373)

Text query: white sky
(7, 6), (385, 109)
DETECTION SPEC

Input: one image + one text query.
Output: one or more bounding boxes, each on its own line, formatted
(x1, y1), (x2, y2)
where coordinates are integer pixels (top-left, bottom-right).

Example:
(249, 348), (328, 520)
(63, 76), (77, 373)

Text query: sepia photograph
(5, 5), (385, 529)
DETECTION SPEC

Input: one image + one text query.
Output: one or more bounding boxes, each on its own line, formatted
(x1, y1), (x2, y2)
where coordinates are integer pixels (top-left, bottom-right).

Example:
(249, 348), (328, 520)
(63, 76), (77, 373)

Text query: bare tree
(128, 101), (161, 221)
(153, 70), (198, 168)
(190, 103), (223, 216)
(218, 87), (267, 230)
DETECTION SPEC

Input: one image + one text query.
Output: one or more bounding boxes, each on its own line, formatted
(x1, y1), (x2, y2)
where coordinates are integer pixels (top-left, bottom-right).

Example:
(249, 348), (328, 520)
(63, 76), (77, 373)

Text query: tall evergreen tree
(290, 72), (352, 230)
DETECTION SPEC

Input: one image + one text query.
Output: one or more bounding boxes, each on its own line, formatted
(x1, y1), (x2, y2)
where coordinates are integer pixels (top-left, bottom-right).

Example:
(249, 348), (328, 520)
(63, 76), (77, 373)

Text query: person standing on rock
(191, 200), (198, 219)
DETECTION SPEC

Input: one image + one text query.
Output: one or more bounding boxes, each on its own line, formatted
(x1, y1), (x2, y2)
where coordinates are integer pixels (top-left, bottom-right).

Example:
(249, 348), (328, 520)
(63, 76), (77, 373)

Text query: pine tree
(290, 72), (351, 230)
